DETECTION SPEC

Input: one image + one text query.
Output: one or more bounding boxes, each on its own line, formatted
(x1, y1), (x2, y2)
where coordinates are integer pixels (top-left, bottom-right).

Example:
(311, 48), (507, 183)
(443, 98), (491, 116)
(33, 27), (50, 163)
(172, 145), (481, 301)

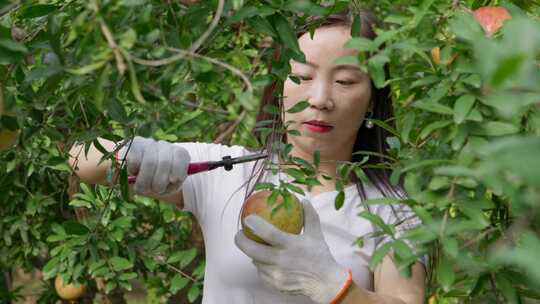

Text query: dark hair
(247, 8), (406, 201)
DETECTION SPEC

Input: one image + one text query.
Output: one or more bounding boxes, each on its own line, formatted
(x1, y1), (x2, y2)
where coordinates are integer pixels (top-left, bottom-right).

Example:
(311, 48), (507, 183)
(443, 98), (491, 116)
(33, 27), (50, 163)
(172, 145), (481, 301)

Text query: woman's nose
(308, 78), (334, 111)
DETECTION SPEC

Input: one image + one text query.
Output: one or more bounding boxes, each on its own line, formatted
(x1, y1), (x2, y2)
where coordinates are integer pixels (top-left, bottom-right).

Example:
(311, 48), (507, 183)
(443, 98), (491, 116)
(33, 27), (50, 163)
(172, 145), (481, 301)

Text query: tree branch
(0, 2), (21, 18)
(213, 110), (247, 144)
(99, 20), (127, 75)
(131, 48), (253, 93)
(189, 0), (225, 53)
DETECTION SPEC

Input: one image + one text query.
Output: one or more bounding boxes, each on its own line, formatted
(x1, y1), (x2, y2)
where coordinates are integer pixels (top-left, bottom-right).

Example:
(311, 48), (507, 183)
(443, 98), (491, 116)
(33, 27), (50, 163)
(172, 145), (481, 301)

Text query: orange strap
(330, 269), (353, 304)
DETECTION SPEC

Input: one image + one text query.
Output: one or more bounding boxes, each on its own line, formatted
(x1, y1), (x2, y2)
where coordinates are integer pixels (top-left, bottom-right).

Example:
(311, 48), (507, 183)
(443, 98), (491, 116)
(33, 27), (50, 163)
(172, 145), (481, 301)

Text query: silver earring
(365, 111), (374, 129)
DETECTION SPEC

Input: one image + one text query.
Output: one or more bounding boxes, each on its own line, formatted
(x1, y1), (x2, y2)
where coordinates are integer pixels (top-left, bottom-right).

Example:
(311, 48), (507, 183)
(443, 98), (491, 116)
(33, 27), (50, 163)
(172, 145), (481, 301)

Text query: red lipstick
(303, 120), (334, 133)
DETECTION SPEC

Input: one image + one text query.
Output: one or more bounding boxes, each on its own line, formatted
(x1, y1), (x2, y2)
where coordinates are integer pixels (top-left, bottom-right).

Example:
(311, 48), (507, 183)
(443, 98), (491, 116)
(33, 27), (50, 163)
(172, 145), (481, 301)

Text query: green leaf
(495, 273), (518, 304)
(167, 248), (197, 268)
(0, 38), (28, 53)
(273, 14), (304, 62)
(285, 168), (305, 181)
(64, 221), (90, 236)
(263, 104), (280, 115)
(105, 281), (117, 293)
(285, 183), (305, 195)
(229, 6), (259, 22)
(351, 15), (362, 37)
(358, 211), (394, 236)
(281, 1), (326, 16)
(410, 75), (439, 88)
(42, 257), (60, 280)
(491, 54), (526, 88)
(333, 55), (359, 66)
(46, 234), (65, 242)
(170, 274), (189, 294)
(18, 4), (57, 19)
(65, 60), (108, 75)
(473, 121), (520, 136)
(287, 129), (301, 136)
(453, 95), (475, 124)
(112, 216), (133, 229)
(109, 257), (133, 271)
(119, 272), (137, 281)
(412, 100), (453, 115)
(419, 120), (451, 139)
(450, 11), (484, 42)
(120, 0), (146, 7)
(345, 37), (376, 52)
(69, 199), (92, 208)
(367, 54), (390, 89)
(51, 223), (66, 236)
(400, 112), (416, 143)
(491, 232), (540, 284)
(255, 182), (275, 191)
(334, 191), (345, 210)
(437, 255), (455, 291)
(286, 100), (310, 113)
(369, 242), (392, 271)
(313, 150), (320, 168)
(187, 283), (201, 302)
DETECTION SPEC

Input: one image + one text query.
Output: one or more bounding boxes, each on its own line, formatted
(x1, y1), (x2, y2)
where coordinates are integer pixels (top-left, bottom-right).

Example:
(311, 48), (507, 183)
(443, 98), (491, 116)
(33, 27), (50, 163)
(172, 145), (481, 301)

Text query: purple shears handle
(127, 162), (210, 184)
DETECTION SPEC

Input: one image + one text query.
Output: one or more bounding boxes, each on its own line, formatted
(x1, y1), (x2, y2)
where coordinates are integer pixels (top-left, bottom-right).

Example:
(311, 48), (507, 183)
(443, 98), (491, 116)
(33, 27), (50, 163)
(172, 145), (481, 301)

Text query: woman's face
(283, 25), (372, 160)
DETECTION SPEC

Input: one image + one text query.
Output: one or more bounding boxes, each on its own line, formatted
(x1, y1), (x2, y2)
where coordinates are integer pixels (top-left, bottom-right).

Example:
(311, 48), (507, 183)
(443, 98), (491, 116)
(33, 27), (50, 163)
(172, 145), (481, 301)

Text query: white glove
(234, 199), (351, 303)
(118, 136), (190, 195)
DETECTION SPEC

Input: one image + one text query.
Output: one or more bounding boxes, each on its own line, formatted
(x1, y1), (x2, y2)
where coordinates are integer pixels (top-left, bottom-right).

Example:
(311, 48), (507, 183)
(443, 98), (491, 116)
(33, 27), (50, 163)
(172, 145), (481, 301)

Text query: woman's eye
(290, 74), (312, 83)
(336, 80), (356, 86)
(296, 75), (312, 81)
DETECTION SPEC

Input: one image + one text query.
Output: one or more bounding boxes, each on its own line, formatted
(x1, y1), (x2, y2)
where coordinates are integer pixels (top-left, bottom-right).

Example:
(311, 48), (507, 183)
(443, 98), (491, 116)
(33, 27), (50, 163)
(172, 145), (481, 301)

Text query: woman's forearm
(68, 137), (185, 207)
(68, 138), (116, 185)
(340, 284), (407, 304)
(340, 258), (425, 304)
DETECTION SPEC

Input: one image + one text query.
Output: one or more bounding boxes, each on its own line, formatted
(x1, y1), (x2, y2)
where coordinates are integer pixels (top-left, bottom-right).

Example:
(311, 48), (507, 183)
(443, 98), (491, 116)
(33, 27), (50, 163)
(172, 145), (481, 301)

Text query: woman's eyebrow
(334, 64), (362, 72)
(292, 62), (361, 71)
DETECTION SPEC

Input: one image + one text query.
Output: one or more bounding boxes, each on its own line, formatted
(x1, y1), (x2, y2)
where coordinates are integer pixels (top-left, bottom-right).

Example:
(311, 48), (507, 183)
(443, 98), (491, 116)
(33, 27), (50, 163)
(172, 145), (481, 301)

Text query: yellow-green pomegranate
(241, 190), (304, 245)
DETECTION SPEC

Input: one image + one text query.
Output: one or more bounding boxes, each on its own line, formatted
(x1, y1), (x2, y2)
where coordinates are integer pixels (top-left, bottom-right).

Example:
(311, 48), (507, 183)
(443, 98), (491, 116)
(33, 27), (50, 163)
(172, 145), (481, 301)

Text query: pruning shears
(127, 152), (268, 184)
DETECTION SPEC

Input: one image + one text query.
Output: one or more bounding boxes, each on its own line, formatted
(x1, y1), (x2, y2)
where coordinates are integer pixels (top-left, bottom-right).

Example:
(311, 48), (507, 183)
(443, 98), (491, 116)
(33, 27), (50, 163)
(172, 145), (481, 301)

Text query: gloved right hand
(117, 136), (191, 195)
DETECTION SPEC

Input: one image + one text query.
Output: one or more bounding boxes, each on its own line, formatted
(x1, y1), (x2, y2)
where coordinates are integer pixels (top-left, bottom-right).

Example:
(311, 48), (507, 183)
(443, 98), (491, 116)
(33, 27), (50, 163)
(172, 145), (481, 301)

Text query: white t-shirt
(178, 142), (422, 304)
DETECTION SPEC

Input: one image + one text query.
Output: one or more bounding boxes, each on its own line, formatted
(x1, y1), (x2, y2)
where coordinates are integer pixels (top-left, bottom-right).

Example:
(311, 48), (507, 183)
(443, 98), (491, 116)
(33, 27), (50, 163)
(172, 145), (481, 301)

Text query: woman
(69, 8), (426, 304)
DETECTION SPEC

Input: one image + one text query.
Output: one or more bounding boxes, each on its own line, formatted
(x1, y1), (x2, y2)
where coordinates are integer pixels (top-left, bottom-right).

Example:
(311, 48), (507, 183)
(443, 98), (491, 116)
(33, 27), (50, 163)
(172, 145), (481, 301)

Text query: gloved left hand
(234, 199), (351, 303)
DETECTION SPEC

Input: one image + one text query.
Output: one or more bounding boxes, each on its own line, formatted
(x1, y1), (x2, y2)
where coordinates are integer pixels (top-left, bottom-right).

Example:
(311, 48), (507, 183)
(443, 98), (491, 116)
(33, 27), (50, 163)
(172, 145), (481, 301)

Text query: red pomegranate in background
(473, 6), (512, 36)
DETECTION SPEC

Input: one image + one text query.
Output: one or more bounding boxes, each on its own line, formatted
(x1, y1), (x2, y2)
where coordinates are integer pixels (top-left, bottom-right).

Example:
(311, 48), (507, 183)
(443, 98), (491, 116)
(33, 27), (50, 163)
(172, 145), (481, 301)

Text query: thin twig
(177, 98), (229, 115)
(460, 226), (498, 249)
(213, 110), (247, 143)
(489, 272), (504, 304)
(0, 83), (4, 115)
(78, 99), (90, 128)
(439, 209), (448, 239)
(131, 48), (253, 93)
(99, 20), (127, 75)
(189, 0), (225, 53)
(144, 85), (229, 115)
(0, 2), (20, 18)
(154, 255), (199, 283)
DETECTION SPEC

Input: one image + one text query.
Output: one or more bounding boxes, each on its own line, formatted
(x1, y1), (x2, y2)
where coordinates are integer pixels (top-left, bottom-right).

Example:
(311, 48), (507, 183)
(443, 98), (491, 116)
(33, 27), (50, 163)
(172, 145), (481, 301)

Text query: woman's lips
(303, 122), (334, 133)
